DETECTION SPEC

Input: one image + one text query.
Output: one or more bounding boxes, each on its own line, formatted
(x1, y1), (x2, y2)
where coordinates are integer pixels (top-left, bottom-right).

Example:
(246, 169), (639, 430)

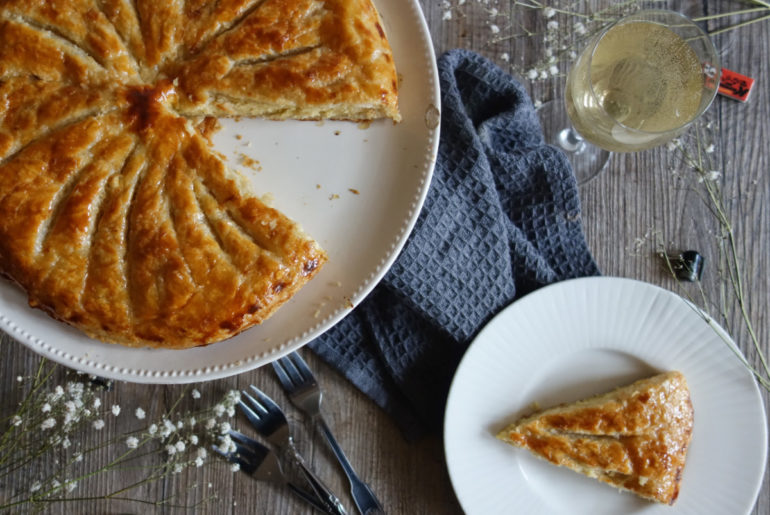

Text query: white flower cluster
(125, 388), (243, 477)
(10, 367), (242, 506)
(437, 0), (651, 84)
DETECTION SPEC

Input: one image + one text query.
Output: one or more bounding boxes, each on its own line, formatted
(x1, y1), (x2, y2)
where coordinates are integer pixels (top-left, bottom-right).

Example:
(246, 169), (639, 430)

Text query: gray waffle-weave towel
(309, 49), (600, 440)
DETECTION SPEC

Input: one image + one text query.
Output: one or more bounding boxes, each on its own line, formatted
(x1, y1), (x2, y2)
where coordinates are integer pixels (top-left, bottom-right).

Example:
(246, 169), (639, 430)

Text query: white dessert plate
(444, 276), (767, 515)
(0, 0), (440, 383)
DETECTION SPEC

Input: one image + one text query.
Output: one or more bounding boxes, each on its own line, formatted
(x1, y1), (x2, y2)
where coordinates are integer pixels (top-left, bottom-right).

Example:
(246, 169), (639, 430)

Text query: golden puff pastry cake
(496, 371), (694, 505)
(0, 0), (400, 348)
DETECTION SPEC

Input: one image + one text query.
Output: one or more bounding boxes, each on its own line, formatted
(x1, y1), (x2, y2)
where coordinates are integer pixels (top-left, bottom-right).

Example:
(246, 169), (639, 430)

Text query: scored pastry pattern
(0, 0), (399, 348)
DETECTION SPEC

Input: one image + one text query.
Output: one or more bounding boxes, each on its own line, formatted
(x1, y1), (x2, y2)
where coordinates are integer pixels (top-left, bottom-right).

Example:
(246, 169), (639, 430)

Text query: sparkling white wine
(566, 21), (705, 152)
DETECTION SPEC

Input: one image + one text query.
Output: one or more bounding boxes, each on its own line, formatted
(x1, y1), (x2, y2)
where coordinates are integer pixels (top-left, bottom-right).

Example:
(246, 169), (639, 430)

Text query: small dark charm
(88, 375), (114, 391)
(672, 250), (705, 282)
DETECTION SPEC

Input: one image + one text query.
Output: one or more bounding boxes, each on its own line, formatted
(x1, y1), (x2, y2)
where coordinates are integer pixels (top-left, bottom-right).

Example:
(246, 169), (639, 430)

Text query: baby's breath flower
(175, 440), (186, 453)
(65, 481), (78, 493)
(162, 419), (176, 438)
(16, 375), (23, 382)
(41, 403), (51, 413)
(442, 10), (452, 21)
(489, 24), (500, 34)
(135, 407), (146, 420)
(700, 170), (722, 182)
(148, 423), (158, 435)
(219, 422), (231, 435)
(546, 20), (559, 31)
(219, 434), (236, 454)
(526, 69), (538, 80)
(225, 390), (241, 406)
(111, 405), (121, 416)
(62, 412), (75, 427)
(195, 456), (205, 467)
(214, 404), (225, 417)
(67, 381), (84, 398)
(11, 415), (22, 427)
(190, 434), (199, 445)
(230, 463), (240, 472)
(191, 388), (201, 400)
(705, 144), (715, 154)
(543, 6), (556, 18)
(126, 436), (139, 449)
(74, 452), (83, 462)
(61, 437), (71, 449)
(41, 417), (56, 430)
(92, 419), (105, 430)
(174, 463), (184, 474)
(197, 447), (207, 460)
(29, 481), (41, 493)
(500, 52), (509, 62)
(549, 65), (559, 76)
(92, 397), (101, 409)
(574, 22), (587, 35)
(166, 444), (177, 456)
(188, 416), (196, 427)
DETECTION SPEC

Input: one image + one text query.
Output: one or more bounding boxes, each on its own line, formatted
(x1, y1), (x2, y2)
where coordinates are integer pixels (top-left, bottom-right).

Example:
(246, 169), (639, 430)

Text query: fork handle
(316, 417), (385, 515)
(291, 447), (347, 515)
(287, 482), (336, 514)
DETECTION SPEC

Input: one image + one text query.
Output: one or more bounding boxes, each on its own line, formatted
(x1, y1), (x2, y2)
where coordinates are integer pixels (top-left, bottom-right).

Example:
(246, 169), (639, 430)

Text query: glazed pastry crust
(0, 0), (398, 348)
(172, 0), (401, 121)
(496, 371), (694, 505)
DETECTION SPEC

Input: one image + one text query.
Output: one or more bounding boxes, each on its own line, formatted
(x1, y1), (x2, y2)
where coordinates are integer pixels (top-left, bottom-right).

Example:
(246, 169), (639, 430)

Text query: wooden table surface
(1, 1), (768, 513)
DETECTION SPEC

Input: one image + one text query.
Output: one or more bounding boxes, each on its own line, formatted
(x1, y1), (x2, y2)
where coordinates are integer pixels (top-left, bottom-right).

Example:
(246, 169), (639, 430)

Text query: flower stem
(707, 13), (770, 36)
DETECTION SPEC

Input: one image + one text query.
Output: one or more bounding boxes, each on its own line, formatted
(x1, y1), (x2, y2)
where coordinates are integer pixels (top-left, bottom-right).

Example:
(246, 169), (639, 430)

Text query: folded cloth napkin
(309, 49), (600, 440)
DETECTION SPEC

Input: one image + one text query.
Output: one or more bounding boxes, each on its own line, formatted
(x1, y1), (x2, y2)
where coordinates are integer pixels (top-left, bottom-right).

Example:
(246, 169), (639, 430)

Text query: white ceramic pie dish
(0, 0), (440, 383)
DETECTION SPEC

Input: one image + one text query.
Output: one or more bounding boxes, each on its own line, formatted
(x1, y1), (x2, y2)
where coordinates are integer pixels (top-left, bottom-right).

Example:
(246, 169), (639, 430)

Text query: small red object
(718, 67), (754, 102)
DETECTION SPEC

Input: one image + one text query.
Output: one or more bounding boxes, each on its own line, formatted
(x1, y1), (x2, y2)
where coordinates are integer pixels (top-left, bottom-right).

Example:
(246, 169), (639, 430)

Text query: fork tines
(238, 386), (287, 441)
(214, 430), (266, 474)
(273, 351), (318, 391)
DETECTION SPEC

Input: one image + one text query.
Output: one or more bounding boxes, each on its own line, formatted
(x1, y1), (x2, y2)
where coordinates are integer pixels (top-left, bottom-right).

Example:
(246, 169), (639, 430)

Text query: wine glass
(543, 9), (721, 184)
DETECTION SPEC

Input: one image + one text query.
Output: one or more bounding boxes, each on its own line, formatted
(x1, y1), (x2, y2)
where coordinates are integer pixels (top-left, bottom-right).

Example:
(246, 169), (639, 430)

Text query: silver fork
(273, 351), (385, 515)
(213, 429), (327, 513)
(240, 386), (347, 515)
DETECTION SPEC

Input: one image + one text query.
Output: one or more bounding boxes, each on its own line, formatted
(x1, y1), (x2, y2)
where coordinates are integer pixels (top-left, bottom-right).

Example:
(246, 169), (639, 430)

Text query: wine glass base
(536, 100), (610, 185)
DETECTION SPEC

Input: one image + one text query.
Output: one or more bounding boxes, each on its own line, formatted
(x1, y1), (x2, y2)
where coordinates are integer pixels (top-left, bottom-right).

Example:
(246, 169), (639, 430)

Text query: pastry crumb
(239, 153), (261, 171)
